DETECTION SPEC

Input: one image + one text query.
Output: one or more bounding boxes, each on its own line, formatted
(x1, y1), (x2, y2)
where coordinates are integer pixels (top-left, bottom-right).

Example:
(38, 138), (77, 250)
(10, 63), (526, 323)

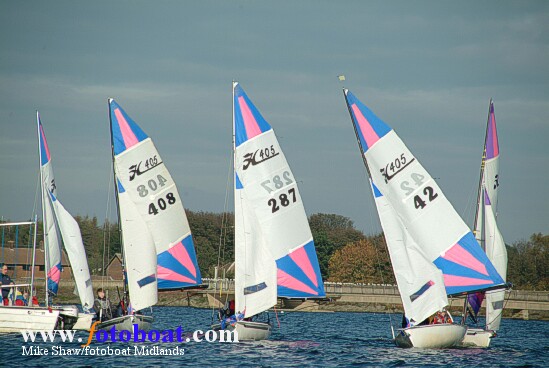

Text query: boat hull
(212, 320), (271, 341)
(395, 324), (466, 348)
(73, 312), (96, 331)
(460, 327), (494, 347)
(96, 314), (153, 332)
(0, 306), (60, 333)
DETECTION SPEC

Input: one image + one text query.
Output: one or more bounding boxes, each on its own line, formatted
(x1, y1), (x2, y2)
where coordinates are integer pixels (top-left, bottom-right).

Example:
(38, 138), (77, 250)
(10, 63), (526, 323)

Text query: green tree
(309, 213), (366, 278)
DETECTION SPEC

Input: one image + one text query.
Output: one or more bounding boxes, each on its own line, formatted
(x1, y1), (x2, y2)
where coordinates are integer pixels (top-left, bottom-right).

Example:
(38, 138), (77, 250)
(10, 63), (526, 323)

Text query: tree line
(1, 213), (547, 290)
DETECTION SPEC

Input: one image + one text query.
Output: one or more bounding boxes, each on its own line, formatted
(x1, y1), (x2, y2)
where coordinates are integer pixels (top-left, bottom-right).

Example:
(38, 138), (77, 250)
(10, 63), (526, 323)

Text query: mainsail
(233, 82), (325, 318)
(109, 99), (202, 291)
(469, 100), (507, 330)
(343, 90), (505, 303)
(38, 114), (63, 297)
(38, 113), (94, 310)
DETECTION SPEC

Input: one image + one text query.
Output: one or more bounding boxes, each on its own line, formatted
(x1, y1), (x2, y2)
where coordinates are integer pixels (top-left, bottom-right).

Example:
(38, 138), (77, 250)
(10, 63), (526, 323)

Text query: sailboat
(0, 219), (61, 333)
(37, 113), (95, 330)
(213, 82), (326, 340)
(462, 100), (508, 347)
(342, 89), (507, 348)
(104, 99), (202, 330)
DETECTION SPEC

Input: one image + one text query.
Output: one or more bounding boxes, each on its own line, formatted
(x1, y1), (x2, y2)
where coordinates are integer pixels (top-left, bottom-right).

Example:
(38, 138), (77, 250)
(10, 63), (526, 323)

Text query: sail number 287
(268, 188), (297, 213)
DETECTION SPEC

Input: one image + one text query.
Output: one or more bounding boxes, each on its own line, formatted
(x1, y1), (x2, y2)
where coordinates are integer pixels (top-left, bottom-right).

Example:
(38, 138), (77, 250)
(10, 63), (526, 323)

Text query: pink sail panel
(351, 104), (381, 149)
(47, 264), (61, 284)
(168, 241), (197, 278)
(288, 246), (318, 287)
(238, 96), (263, 140)
(444, 274), (493, 287)
(441, 243), (489, 276)
(277, 269), (319, 296)
(485, 103), (499, 159)
(39, 123), (51, 164)
(157, 265), (196, 284)
(114, 108), (140, 150)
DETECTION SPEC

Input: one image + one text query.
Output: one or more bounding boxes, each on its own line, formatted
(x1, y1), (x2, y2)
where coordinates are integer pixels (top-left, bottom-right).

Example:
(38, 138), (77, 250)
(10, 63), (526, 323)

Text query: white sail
(116, 180), (158, 311)
(109, 99), (202, 290)
(472, 100), (507, 330)
(344, 90), (505, 298)
(37, 114), (63, 297)
(370, 179), (447, 325)
(484, 191), (507, 330)
(233, 82), (325, 318)
(47, 192), (94, 310)
(234, 172), (277, 317)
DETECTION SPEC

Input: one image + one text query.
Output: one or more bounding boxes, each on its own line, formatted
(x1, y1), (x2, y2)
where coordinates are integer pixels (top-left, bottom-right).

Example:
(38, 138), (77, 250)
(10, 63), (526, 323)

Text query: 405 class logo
(128, 155), (163, 181)
(380, 153), (415, 183)
(242, 145), (279, 170)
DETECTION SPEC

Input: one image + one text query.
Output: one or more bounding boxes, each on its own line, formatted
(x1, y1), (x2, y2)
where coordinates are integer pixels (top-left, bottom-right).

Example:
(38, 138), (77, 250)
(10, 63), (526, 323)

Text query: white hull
(97, 314), (153, 332)
(73, 312), (96, 331)
(213, 321), (272, 341)
(395, 324), (466, 348)
(52, 305), (79, 329)
(460, 327), (495, 347)
(0, 306), (60, 333)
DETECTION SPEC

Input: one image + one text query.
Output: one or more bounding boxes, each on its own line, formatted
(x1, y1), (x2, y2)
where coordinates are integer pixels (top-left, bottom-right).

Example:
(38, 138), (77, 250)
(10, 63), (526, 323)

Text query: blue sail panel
(345, 90), (392, 153)
(109, 99), (149, 155)
(276, 240), (325, 298)
(157, 234), (202, 290)
(233, 83), (272, 147)
(434, 232), (505, 295)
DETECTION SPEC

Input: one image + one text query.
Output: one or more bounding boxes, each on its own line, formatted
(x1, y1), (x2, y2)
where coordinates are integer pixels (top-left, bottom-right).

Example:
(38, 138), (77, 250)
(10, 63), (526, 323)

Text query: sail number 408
(149, 193), (177, 215)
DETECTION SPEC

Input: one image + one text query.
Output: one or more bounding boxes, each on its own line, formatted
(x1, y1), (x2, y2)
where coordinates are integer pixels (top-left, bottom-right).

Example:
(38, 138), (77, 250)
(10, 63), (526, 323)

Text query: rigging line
(212, 145), (234, 322)
(101, 165), (114, 289)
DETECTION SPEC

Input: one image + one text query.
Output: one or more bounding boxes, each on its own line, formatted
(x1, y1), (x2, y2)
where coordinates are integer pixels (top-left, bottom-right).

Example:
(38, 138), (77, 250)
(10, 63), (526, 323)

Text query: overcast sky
(1, 1), (547, 244)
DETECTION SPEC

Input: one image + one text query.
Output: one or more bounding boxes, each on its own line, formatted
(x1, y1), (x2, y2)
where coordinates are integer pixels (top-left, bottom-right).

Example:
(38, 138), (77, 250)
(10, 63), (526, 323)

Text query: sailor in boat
(94, 288), (113, 322)
(14, 288), (27, 306)
(414, 309), (453, 326)
(218, 299), (235, 321)
(0, 264), (15, 305)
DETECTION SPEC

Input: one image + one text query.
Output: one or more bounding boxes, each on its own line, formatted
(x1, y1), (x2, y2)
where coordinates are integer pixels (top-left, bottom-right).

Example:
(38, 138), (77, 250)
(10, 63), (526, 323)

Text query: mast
(472, 99), (493, 243)
(232, 80), (238, 307)
(36, 111), (49, 307)
(108, 98), (128, 304)
(30, 216), (38, 303)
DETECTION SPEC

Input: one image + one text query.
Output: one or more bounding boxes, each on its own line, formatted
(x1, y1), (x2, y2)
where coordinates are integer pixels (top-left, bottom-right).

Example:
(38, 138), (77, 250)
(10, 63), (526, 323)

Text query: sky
(0, 0), (547, 244)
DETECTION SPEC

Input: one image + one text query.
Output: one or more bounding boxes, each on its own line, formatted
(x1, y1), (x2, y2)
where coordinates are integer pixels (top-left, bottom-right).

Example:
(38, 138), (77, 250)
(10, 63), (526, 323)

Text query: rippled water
(1, 307), (548, 366)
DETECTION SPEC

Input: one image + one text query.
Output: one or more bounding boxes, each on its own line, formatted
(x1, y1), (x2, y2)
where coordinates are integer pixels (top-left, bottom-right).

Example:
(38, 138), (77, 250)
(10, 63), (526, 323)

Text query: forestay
(233, 82), (325, 318)
(109, 99), (202, 291)
(344, 90), (505, 296)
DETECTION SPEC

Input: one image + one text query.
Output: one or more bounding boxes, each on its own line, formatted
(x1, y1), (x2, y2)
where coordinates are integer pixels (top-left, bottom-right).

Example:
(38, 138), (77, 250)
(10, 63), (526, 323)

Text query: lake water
(1, 307), (548, 366)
